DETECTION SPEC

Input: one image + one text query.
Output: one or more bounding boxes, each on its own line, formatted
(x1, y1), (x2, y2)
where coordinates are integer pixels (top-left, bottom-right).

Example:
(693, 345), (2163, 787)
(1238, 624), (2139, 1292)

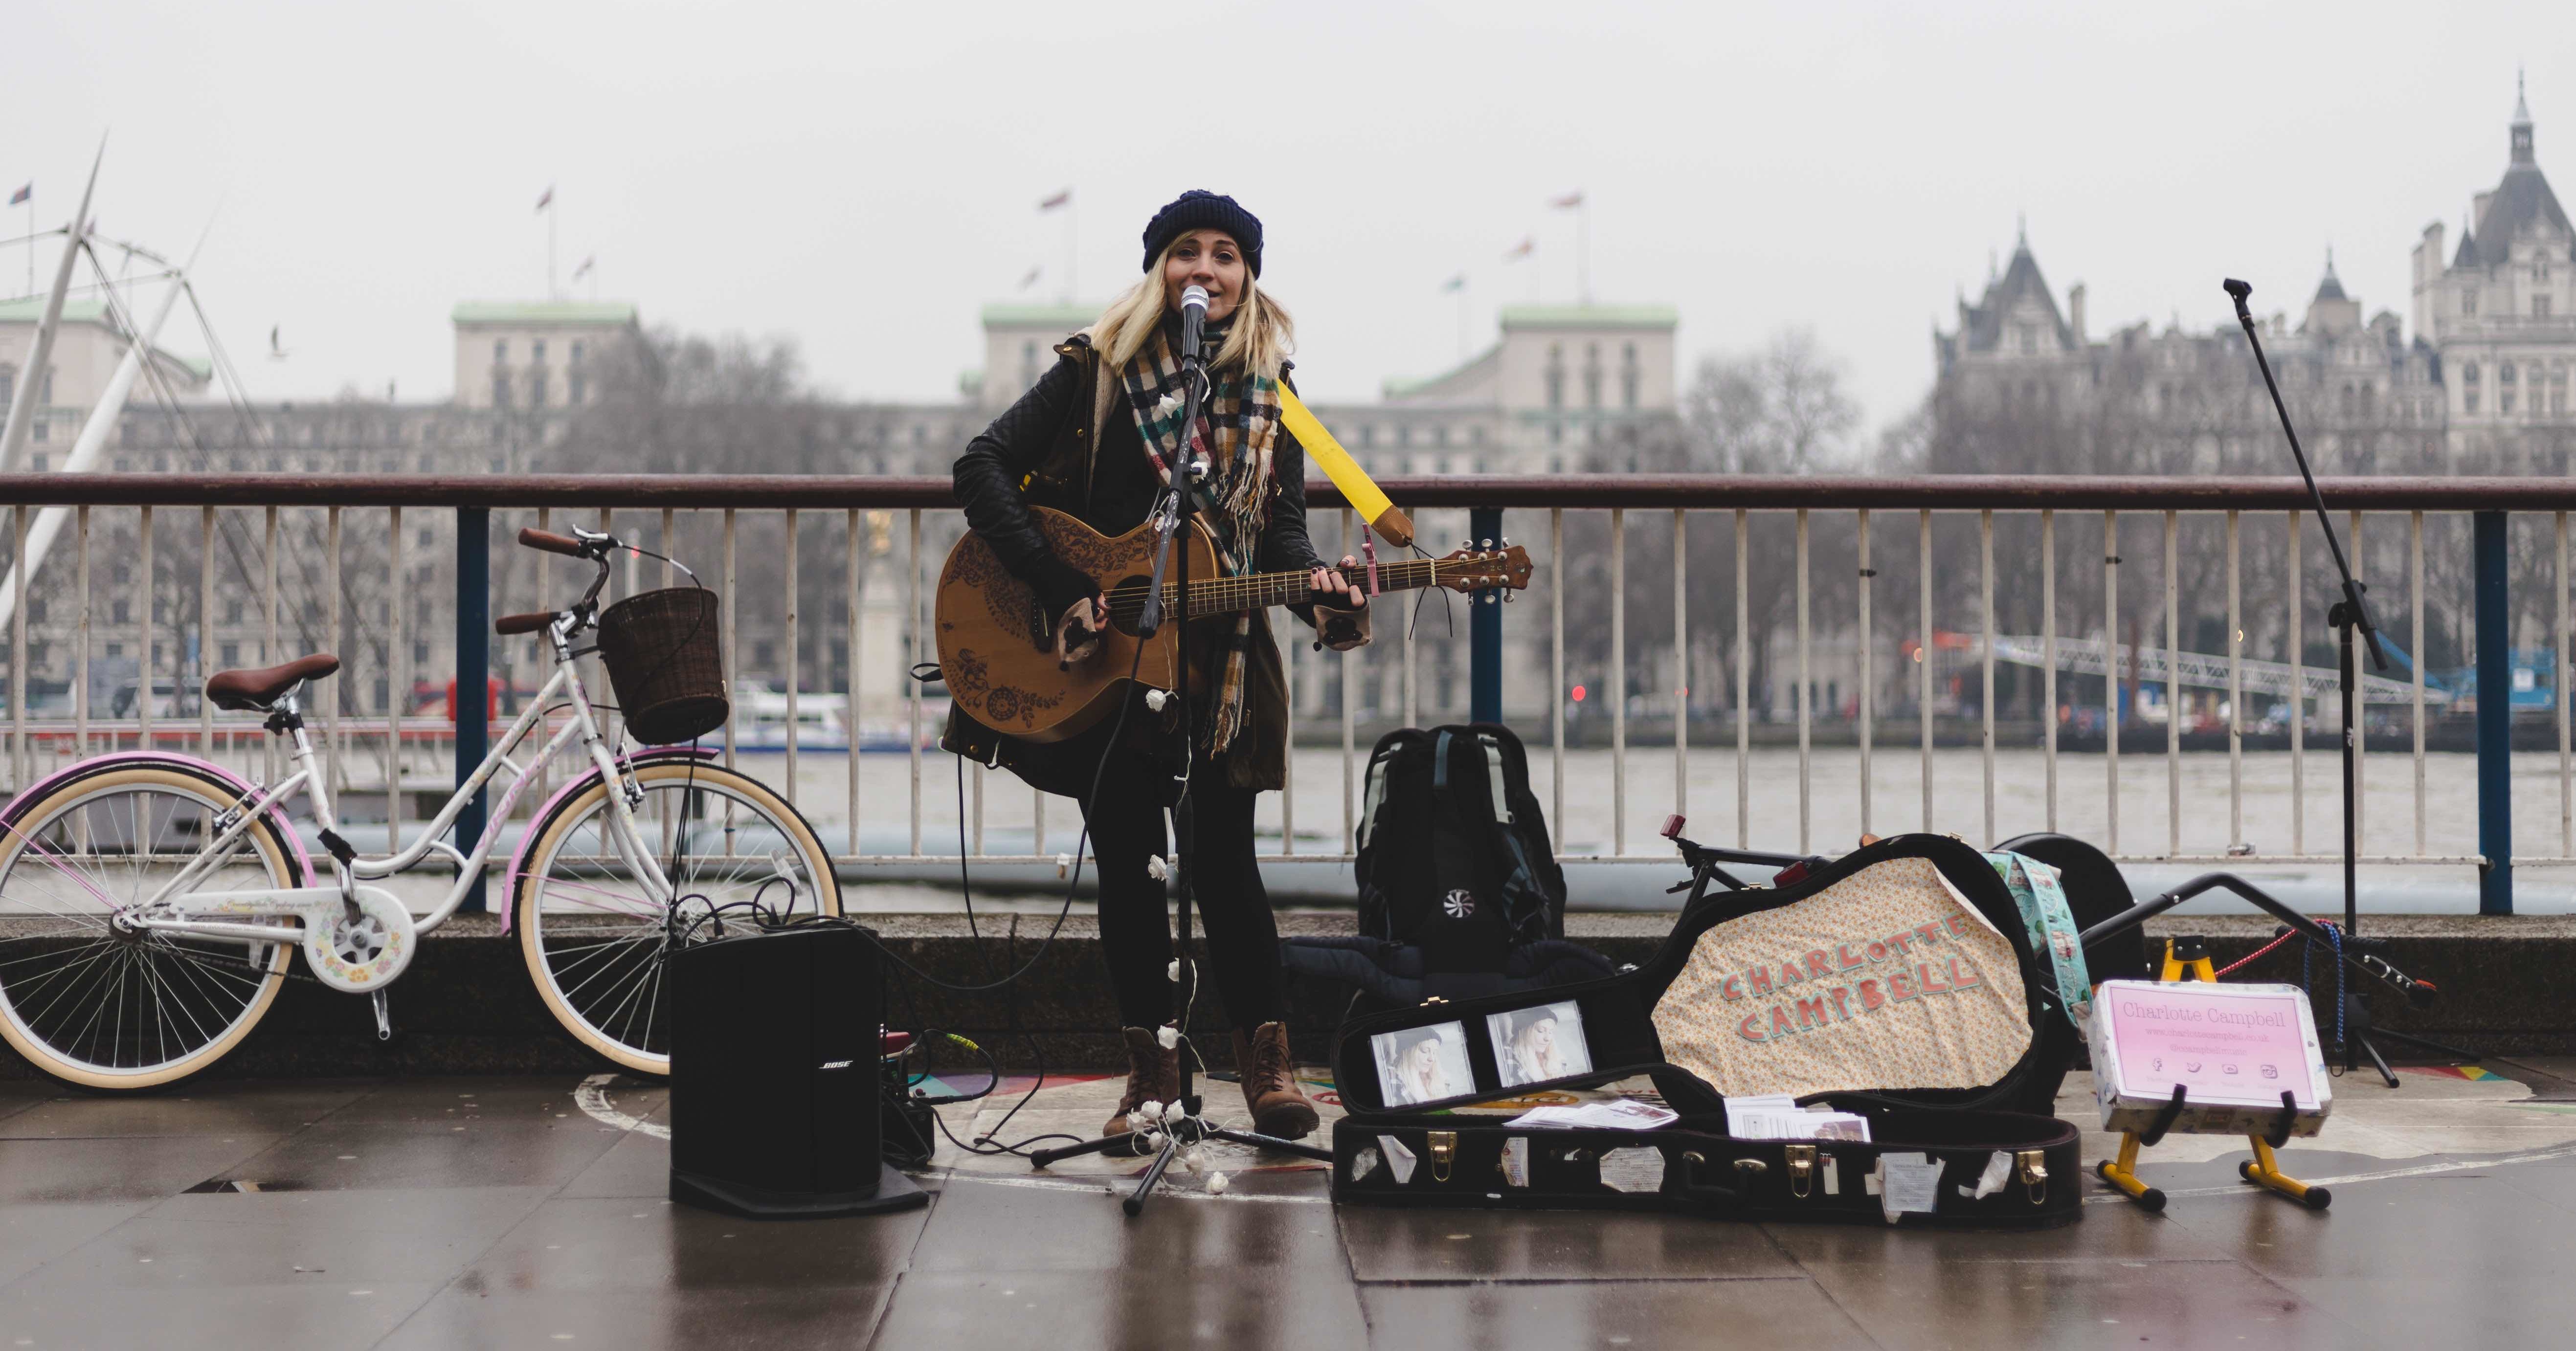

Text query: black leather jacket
(951, 335), (1343, 631)
(943, 333), (1365, 795)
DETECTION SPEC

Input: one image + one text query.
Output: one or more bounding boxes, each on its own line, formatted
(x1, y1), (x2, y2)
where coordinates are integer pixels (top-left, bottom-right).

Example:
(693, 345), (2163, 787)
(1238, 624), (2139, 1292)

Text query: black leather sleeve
(953, 356), (1099, 620)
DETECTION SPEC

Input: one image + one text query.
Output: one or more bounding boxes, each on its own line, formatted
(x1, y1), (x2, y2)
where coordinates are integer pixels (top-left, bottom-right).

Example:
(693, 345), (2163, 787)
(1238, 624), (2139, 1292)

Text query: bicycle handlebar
(518, 528), (588, 557)
(495, 611), (556, 636)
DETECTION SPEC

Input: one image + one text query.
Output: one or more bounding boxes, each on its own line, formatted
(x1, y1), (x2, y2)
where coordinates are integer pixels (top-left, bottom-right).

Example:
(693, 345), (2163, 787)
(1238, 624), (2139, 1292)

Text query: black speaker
(667, 922), (926, 1218)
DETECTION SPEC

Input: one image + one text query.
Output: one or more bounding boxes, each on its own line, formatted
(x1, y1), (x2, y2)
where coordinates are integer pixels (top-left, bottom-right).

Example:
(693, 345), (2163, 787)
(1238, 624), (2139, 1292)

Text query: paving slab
(0, 1081), (374, 1139)
(877, 1265), (1370, 1351)
(380, 1285), (895, 1351)
(907, 1170), (1345, 1274)
(0, 1280), (448, 1351)
(17, 1193), (549, 1291)
(208, 1119), (629, 1191)
(1356, 1277), (1870, 1351)
(1337, 1205), (1803, 1283)
(1799, 1256), (2349, 1351)
(0, 1201), (151, 1288)
(455, 1196), (927, 1291)
(0, 1132), (281, 1203)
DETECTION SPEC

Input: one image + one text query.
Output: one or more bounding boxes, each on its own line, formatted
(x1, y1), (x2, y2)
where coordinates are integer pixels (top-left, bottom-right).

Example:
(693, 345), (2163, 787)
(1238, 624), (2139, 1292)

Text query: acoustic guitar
(936, 506), (1534, 742)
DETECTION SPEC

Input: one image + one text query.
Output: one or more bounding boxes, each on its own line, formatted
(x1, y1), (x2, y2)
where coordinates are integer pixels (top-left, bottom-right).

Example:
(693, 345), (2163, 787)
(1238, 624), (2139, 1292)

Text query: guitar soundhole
(1104, 575), (1153, 636)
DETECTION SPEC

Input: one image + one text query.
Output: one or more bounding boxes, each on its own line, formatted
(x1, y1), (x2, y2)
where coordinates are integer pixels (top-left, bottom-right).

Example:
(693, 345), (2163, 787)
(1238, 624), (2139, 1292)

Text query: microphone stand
(1028, 304), (1330, 1209)
(2226, 279), (2472, 1083)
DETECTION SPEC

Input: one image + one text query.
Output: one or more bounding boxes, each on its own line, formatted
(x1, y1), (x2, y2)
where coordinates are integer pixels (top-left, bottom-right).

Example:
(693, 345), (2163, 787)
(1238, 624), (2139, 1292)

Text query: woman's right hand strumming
(1056, 595), (1109, 668)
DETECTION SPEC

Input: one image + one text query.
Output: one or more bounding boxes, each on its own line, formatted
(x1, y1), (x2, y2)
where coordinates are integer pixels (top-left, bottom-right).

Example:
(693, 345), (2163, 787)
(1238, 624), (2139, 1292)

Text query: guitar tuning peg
(1501, 536), (1513, 548)
(1479, 538), (1493, 550)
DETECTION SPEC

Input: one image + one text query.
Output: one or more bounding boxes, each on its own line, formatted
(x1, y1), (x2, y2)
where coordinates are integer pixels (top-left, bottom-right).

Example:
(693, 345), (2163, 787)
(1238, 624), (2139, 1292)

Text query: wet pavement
(4, 1065), (2575, 1349)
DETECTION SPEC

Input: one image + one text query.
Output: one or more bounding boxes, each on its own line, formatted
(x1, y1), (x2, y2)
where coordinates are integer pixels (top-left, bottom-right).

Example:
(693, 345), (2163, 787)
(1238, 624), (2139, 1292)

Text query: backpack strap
(1358, 740), (1396, 849)
(1470, 731), (1549, 944)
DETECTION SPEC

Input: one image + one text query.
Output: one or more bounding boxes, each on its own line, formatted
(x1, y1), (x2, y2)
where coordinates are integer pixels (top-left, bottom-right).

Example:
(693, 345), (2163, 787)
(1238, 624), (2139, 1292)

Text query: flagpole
(1578, 199), (1590, 305)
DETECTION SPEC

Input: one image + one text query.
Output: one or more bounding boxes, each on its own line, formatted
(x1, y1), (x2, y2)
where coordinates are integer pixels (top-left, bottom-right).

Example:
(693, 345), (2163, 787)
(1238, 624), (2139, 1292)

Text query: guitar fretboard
(1102, 558), (1442, 620)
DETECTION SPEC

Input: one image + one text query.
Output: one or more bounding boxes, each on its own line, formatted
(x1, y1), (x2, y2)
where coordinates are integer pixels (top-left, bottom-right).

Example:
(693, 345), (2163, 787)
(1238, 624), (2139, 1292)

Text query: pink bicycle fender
(497, 746), (718, 934)
(1, 751), (314, 886)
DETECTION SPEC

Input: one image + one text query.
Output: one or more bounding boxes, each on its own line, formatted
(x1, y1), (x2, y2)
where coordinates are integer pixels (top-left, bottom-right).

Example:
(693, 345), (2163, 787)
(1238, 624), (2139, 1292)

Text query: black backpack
(1354, 724), (1567, 974)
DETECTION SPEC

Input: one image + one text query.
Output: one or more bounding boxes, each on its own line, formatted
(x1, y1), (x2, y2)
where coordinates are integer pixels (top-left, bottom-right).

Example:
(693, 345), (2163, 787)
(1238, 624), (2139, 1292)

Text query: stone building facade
(6, 288), (1677, 726)
(0, 296), (211, 469)
(1935, 86), (2566, 476)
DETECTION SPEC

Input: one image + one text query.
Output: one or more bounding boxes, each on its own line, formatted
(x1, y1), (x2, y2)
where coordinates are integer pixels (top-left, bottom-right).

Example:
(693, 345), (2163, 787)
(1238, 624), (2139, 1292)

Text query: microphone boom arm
(2224, 279), (2388, 670)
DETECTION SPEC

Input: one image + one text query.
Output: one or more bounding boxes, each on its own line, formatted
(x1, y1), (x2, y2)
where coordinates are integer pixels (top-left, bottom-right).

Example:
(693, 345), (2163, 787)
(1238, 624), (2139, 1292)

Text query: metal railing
(0, 472), (2565, 914)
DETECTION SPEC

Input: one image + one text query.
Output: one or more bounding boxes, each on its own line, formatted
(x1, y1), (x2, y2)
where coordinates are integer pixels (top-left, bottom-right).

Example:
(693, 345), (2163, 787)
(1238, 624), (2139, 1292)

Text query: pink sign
(2098, 983), (2323, 1110)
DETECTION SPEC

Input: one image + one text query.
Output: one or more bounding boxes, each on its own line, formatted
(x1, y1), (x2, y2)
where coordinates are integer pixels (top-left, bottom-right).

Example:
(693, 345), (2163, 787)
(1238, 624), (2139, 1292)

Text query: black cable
(863, 630), (1150, 996)
(932, 629), (1160, 1154)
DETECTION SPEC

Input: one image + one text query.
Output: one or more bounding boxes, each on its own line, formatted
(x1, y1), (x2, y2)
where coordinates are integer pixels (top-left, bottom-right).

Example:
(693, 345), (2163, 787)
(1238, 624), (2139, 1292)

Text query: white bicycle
(0, 524), (840, 1090)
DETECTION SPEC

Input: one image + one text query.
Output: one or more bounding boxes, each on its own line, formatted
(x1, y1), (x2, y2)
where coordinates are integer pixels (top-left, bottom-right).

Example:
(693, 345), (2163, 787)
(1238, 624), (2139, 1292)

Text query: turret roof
(1953, 235), (2073, 354)
(2468, 77), (2569, 267)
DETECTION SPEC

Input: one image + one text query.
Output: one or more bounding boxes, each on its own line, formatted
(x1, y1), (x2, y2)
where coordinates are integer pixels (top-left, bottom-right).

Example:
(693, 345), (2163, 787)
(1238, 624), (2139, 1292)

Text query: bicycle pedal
(371, 989), (393, 1041)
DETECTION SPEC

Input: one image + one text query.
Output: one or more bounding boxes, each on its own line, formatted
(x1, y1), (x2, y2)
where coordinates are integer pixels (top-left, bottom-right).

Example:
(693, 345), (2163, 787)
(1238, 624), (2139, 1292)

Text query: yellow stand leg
(2094, 1129), (2166, 1212)
(2090, 940), (2330, 1212)
(2240, 1135), (2332, 1210)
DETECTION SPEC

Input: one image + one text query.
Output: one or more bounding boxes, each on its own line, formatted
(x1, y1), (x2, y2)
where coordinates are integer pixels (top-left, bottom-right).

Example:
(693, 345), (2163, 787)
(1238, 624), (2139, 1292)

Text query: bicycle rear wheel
(0, 763), (305, 1090)
(514, 759), (840, 1074)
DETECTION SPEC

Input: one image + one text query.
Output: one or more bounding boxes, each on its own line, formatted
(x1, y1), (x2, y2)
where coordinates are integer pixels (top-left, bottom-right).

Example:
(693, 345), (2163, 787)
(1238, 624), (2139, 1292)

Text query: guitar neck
(1158, 557), (1443, 617)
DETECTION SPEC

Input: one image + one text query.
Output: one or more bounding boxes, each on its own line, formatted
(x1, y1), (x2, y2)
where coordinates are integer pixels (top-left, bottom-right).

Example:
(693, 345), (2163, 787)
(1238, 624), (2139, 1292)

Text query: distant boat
(725, 682), (941, 753)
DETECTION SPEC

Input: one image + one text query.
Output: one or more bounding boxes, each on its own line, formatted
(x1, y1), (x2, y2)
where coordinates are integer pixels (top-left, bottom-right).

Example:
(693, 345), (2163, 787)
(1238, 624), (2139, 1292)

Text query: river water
(734, 742), (2576, 915)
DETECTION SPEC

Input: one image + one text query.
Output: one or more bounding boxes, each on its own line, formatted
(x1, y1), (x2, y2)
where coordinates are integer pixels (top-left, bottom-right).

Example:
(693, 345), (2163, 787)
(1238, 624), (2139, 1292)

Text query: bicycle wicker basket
(595, 587), (727, 745)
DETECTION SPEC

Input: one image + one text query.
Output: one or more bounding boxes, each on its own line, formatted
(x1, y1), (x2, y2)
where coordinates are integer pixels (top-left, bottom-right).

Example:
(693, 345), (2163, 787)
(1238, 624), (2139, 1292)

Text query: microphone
(2223, 278), (2256, 328)
(1179, 284), (1209, 367)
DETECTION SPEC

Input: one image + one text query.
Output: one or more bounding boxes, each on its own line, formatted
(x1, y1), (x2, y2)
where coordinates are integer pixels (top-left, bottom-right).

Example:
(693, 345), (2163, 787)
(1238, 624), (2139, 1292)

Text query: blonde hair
(1088, 238), (1293, 380)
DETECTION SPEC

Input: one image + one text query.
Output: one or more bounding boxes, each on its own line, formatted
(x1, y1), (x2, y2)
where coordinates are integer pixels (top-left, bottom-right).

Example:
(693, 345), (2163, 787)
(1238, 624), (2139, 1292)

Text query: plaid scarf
(1119, 313), (1281, 756)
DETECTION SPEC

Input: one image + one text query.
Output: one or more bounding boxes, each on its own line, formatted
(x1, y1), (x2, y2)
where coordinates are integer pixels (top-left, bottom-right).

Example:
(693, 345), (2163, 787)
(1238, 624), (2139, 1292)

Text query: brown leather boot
(1104, 1026), (1180, 1138)
(1231, 1021), (1319, 1140)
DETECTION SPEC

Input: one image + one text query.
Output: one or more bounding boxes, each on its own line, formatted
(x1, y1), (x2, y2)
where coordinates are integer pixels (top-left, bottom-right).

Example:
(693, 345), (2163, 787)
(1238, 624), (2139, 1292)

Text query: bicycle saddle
(205, 653), (341, 710)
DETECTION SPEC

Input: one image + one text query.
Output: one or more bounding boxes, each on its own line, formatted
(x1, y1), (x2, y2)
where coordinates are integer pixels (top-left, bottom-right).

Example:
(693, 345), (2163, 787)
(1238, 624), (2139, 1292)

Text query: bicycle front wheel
(0, 762), (305, 1091)
(514, 759), (841, 1074)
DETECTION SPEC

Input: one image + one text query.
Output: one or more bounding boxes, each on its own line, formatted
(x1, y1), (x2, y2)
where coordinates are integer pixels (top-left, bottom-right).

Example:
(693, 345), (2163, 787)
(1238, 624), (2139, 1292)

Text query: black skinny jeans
(1080, 753), (1283, 1031)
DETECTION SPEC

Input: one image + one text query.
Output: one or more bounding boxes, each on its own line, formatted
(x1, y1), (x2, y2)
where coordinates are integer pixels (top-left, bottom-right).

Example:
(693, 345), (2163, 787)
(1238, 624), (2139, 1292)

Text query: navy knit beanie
(1140, 191), (1263, 277)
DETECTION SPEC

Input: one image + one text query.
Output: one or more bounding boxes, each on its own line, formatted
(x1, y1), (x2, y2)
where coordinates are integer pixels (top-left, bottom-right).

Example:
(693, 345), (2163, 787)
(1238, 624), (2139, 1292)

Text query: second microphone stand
(2227, 279), (2474, 1082)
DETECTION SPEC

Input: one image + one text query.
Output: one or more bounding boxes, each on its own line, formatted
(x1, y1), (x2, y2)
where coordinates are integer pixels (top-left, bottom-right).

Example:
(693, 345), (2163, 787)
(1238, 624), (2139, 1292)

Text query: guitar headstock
(1433, 541), (1536, 593)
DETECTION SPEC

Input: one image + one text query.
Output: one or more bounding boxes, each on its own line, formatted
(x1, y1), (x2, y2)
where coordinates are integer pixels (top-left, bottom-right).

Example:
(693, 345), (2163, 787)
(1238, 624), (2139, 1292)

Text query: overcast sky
(2, 1), (2564, 443)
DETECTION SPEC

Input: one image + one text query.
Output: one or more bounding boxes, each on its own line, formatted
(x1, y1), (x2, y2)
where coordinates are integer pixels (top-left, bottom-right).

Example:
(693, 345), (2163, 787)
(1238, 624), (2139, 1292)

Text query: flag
(7, 184), (27, 206)
(1018, 265), (1043, 291)
(573, 255), (595, 280)
(1502, 238), (1534, 262)
(1038, 188), (1071, 211)
(535, 186), (553, 211)
(1440, 274), (1466, 293)
(1549, 191), (1585, 209)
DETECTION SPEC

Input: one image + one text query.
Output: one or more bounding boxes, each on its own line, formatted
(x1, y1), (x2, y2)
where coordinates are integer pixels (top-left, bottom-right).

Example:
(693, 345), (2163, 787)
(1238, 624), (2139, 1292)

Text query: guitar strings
(1095, 558), (1452, 618)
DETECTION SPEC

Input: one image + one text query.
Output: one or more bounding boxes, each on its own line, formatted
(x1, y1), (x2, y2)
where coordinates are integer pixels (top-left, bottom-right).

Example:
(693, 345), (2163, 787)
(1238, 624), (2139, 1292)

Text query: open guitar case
(1329, 834), (2083, 1227)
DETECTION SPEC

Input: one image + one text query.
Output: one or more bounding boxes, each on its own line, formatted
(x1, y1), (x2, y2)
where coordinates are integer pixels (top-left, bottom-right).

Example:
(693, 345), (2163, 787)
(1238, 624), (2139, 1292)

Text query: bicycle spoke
(522, 769), (829, 1066)
(0, 778), (291, 1081)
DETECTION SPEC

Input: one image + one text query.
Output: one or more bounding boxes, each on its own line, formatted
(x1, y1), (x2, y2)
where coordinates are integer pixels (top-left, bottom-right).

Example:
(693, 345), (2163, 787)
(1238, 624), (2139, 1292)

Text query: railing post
(2476, 510), (2511, 915)
(454, 506), (490, 913)
(1470, 505), (1504, 725)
